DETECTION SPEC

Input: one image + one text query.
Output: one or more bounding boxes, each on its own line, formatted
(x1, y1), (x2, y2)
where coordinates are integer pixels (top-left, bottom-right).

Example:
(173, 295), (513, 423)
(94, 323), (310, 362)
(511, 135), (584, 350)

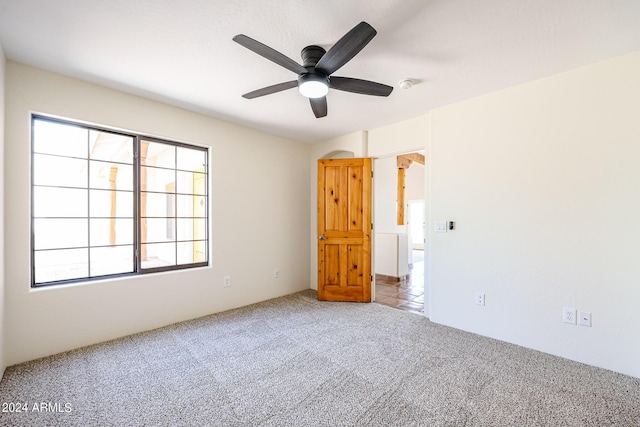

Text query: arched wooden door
(317, 158), (372, 302)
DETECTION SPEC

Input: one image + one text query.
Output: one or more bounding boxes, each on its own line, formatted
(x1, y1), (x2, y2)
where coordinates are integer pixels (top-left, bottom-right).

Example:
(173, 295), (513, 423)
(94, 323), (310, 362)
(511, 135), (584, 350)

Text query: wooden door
(317, 158), (372, 302)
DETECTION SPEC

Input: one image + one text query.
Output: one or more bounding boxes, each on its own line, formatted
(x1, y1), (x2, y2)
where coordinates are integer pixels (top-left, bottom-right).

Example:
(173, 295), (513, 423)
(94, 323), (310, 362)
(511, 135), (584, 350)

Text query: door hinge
(371, 222), (374, 231)
(371, 171), (374, 178)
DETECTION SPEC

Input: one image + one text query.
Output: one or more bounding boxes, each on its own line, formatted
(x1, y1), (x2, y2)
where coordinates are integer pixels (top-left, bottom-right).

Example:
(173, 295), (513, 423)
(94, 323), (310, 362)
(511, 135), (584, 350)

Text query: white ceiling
(1, 0), (640, 144)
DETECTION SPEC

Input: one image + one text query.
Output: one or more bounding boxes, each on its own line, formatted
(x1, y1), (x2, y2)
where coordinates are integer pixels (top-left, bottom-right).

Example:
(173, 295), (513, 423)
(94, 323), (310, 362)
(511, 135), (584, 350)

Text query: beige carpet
(1, 290), (638, 426)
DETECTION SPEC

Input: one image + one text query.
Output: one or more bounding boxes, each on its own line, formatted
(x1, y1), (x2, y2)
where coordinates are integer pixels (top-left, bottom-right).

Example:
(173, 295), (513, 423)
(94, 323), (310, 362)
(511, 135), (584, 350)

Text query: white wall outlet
(434, 220), (447, 233)
(223, 275), (231, 287)
(476, 292), (485, 306)
(273, 268), (280, 279)
(563, 307), (576, 324)
(579, 311), (592, 327)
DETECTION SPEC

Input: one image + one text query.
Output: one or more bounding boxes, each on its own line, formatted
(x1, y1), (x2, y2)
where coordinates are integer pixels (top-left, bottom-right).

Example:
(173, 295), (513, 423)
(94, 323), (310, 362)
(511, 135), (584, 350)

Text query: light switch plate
(434, 221), (447, 233)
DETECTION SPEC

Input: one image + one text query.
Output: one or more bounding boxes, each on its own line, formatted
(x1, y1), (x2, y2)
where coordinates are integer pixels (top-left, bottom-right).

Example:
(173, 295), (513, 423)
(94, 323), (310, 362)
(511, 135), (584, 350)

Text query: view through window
(31, 116), (209, 286)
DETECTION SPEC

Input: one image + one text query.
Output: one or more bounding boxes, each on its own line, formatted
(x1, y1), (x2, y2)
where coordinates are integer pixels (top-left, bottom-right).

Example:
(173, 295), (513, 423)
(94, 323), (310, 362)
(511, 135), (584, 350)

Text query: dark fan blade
(309, 97), (327, 118)
(315, 22), (377, 75)
(242, 81), (298, 99)
(233, 34), (307, 75)
(330, 76), (393, 96)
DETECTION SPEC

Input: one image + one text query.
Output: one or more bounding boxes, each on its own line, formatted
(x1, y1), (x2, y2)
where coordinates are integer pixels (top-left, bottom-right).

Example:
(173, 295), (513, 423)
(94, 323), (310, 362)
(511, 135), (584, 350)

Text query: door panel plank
(347, 245), (363, 287)
(324, 244), (341, 286)
(324, 166), (341, 231)
(348, 166), (363, 232)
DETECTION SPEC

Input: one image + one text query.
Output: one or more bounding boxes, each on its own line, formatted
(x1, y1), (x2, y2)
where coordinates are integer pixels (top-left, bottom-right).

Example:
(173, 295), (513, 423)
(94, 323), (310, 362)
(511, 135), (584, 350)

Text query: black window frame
(30, 114), (210, 288)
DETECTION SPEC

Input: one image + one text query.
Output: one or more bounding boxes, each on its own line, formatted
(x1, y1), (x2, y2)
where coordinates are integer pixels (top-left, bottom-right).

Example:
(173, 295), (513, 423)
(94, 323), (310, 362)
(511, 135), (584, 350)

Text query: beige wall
(0, 44), (6, 380)
(429, 50), (640, 378)
(4, 62), (311, 366)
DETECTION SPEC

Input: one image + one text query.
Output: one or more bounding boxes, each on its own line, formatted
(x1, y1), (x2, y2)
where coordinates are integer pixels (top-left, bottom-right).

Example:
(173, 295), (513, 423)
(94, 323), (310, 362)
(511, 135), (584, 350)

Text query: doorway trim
(372, 149), (428, 317)
(407, 199), (425, 251)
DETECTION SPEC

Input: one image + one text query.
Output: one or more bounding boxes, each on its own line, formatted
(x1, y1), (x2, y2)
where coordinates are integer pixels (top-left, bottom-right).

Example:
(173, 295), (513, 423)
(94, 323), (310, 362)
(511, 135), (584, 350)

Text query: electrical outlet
(579, 311), (592, 327)
(274, 268), (280, 279)
(223, 276), (231, 287)
(476, 292), (485, 306)
(563, 307), (576, 324)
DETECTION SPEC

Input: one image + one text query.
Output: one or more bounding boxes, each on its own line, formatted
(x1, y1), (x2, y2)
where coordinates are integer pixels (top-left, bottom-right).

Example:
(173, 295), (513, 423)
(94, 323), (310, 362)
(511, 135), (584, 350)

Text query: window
(31, 115), (209, 287)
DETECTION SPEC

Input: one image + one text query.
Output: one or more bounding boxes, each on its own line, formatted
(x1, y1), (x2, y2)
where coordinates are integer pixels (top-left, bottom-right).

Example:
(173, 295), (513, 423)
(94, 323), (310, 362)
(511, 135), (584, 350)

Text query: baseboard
(375, 273), (410, 282)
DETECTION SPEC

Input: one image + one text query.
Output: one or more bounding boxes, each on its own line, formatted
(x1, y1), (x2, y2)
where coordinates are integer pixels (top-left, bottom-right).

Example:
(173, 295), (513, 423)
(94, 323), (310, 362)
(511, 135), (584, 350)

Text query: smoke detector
(399, 79), (413, 90)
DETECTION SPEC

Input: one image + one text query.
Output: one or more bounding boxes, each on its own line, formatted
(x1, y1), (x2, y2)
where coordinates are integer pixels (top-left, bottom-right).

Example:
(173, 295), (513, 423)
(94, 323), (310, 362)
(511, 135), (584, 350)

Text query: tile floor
(375, 250), (425, 315)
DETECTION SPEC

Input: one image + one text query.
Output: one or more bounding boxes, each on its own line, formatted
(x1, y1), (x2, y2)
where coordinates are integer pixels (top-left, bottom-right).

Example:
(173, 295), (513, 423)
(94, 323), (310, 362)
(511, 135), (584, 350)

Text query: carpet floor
(1, 290), (638, 426)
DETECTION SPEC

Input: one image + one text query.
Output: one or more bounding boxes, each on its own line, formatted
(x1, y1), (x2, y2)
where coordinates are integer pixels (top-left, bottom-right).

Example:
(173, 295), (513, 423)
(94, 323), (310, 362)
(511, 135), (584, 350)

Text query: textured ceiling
(1, 0), (640, 143)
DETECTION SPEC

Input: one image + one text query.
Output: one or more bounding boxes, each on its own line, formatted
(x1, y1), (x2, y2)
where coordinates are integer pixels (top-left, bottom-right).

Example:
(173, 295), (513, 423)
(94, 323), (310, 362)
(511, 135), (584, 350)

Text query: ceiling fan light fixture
(298, 74), (329, 98)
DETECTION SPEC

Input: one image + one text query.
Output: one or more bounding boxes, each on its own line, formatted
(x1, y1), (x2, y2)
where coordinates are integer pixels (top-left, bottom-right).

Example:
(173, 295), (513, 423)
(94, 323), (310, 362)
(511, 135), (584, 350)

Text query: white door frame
(407, 199), (425, 251)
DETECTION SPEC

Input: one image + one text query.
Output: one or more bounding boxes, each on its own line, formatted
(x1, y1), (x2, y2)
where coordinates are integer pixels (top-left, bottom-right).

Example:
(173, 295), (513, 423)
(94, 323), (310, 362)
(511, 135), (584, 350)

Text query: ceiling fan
(233, 21), (393, 118)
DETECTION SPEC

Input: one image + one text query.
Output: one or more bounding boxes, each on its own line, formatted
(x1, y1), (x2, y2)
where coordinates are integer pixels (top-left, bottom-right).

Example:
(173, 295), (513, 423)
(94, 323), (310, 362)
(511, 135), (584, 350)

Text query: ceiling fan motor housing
(301, 45), (326, 67)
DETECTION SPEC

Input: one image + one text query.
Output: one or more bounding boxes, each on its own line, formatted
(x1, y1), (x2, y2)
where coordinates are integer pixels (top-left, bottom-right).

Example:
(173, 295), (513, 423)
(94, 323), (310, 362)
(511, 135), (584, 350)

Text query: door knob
(318, 235), (327, 240)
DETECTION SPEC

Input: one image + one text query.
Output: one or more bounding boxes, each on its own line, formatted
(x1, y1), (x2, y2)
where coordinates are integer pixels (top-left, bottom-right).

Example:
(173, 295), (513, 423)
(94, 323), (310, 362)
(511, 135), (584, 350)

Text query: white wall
(405, 164), (424, 201)
(0, 43), (6, 380)
(429, 50), (640, 378)
(4, 62), (311, 366)
(368, 115), (429, 158)
(373, 156), (399, 233)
